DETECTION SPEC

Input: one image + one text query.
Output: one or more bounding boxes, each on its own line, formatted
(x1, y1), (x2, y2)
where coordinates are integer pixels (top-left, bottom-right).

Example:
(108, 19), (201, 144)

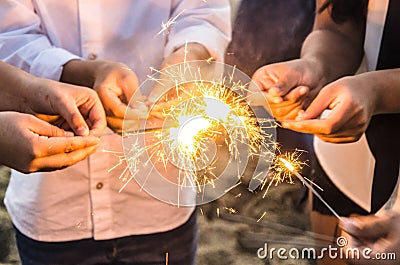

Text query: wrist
(61, 59), (97, 88)
(360, 70), (400, 115)
(184, 43), (211, 60)
(162, 43), (211, 68)
(301, 57), (328, 89)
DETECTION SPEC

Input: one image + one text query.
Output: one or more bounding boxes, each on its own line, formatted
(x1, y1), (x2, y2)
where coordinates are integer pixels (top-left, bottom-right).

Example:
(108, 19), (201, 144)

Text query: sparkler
(116, 61), (277, 206)
(279, 157), (344, 222)
(261, 149), (309, 198)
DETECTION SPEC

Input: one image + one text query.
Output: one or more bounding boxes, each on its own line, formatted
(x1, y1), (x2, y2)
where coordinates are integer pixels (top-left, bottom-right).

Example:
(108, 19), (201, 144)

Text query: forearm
(161, 43), (211, 69)
(0, 62), (37, 112)
(360, 69), (400, 114)
(60, 59), (97, 88)
(301, 29), (364, 86)
(300, 0), (365, 87)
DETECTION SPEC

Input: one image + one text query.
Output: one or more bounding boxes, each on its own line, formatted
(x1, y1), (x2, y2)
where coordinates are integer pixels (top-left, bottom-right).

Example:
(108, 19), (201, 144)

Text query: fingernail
(135, 102), (148, 110)
(269, 86), (281, 96)
(272, 97), (283, 104)
(295, 111), (305, 121)
(64, 131), (75, 137)
(261, 78), (275, 88)
(299, 86), (309, 95)
(77, 127), (89, 136)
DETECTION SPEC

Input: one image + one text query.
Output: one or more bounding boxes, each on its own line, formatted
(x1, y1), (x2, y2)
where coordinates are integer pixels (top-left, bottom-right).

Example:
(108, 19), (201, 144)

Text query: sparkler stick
(102, 118), (273, 136)
(110, 61), (277, 205)
(102, 127), (162, 136)
(279, 158), (344, 222)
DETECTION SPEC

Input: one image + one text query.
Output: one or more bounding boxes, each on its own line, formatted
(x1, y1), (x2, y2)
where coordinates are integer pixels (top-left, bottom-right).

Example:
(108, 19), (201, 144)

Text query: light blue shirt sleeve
(0, 0), (80, 80)
(164, 0), (232, 61)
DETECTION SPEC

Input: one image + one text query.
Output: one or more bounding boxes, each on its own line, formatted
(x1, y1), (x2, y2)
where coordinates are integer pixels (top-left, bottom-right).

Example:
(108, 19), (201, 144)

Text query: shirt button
(88, 53), (98, 60)
(96, 182), (104, 190)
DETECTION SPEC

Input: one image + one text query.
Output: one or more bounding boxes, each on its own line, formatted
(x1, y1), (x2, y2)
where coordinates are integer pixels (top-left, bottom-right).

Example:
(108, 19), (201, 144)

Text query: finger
(101, 87), (129, 118)
(31, 145), (98, 172)
(269, 101), (303, 121)
(28, 117), (71, 137)
(281, 120), (360, 142)
(87, 104), (107, 137)
(315, 134), (362, 144)
(282, 106), (352, 135)
(56, 100), (90, 136)
(252, 73), (284, 104)
(125, 102), (148, 119)
(283, 86), (309, 102)
(119, 73), (139, 103)
(253, 68), (301, 98)
(274, 107), (303, 121)
(295, 87), (336, 120)
(252, 67), (278, 92)
(38, 135), (100, 157)
(281, 118), (342, 135)
(123, 119), (140, 132)
(340, 216), (391, 240)
(131, 90), (145, 104)
(148, 110), (164, 120)
(148, 84), (169, 104)
(106, 116), (124, 132)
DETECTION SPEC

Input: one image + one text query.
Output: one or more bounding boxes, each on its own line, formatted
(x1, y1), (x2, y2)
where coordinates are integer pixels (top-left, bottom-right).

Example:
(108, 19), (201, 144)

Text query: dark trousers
(14, 212), (197, 265)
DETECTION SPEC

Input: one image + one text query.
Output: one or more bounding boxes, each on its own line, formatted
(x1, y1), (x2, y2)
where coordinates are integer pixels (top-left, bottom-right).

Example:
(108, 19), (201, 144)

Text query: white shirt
(314, 0), (400, 213)
(0, 0), (231, 241)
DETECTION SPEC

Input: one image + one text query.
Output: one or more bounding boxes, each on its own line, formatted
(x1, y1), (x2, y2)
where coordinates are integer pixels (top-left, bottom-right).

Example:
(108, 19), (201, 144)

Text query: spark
(257, 211), (267, 223)
(157, 9), (186, 35)
(216, 207), (220, 217)
(224, 181), (242, 193)
(279, 157), (344, 222)
(261, 149), (308, 198)
(113, 61), (276, 206)
(224, 207), (238, 214)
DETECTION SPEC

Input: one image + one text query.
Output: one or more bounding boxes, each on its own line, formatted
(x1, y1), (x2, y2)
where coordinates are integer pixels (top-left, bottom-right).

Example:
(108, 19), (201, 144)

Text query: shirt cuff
(30, 48), (81, 81)
(164, 25), (230, 62)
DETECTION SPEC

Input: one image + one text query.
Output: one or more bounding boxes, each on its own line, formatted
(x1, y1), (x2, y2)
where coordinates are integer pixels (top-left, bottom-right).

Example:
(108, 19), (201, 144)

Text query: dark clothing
(313, 0), (400, 215)
(226, 0), (315, 77)
(15, 211), (197, 265)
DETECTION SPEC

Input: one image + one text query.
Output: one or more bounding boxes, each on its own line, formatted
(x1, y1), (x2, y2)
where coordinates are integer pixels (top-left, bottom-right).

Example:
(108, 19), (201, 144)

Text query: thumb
(57, 102), (90, 136)
(296, 87), (334, 120)
(29, 116), (73, 137)
(340, 216), (390, 240)
(120, 72), (139, 104)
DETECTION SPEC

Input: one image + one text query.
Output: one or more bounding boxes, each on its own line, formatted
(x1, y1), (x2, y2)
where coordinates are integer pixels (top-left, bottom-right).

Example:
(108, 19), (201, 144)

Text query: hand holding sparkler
(281, 73), (399, 143)
(251, 59), (320, 121)
(0, 112), (100, 173)
(0, 62), (103, 172)
(62, 60), (148, 132)
(339, 212), (400, 264)
(118, 61), (277, 205)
